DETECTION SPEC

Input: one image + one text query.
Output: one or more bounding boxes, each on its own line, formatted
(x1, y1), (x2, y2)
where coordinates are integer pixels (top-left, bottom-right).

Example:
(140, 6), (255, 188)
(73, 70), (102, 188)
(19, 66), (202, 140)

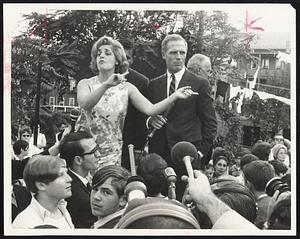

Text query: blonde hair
(90, 36), (129, 74)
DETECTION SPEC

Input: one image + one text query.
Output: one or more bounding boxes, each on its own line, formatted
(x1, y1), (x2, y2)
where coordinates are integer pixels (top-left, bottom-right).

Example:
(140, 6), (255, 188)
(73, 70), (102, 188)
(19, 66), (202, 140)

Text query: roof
(250, 32), (290, 50)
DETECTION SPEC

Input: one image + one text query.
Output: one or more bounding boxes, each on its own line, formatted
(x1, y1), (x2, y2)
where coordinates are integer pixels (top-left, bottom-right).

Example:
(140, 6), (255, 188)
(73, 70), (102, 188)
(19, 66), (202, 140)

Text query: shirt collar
(93, 208), (126, 229)
(69, 168), (89, 187)
(31, 196), (67, 220)
(167, 67), (185, 83)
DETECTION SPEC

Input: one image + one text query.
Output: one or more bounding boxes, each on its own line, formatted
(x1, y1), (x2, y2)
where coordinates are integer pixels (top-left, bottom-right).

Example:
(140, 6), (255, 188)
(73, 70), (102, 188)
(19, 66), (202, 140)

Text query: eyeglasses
(82, 145), (101, 158)
(22, 134), (31, 137)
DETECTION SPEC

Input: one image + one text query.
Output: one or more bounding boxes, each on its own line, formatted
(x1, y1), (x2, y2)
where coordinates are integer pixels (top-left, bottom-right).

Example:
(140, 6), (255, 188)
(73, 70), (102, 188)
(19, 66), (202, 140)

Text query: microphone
(125, 176), (147, 202)
(163, 167), (177, 200)
(125, 144), (147, 201)
(171, 141), (198, 178)
(148, 103), (175, 139)
(70, 108), (80, 133)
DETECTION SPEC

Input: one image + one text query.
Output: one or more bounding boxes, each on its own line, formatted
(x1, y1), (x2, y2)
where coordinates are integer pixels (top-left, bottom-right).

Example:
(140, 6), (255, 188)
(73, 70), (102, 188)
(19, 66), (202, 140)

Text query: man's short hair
(251, 141), (272, 161)
(23, 155), (66, 194)
(13, 140), (29, 155)
(243, 160), (275, 191)
(59, 131), (93, 168)
(187, 53), (211, 75)
(211, 179), (257, 223)
(92, 165), (130, 197)
(161, 34), (187, 56)
(137, 153), (168, 196)
(118, 36), (134, 50)
(240, 153), (259, 170)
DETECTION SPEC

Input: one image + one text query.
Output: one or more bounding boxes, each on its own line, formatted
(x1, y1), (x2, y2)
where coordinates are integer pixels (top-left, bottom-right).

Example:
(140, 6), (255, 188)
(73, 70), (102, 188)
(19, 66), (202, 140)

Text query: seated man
(59, 131), (99, 228)
(12, 155), (74, 229)
(90, 165), (130, 229)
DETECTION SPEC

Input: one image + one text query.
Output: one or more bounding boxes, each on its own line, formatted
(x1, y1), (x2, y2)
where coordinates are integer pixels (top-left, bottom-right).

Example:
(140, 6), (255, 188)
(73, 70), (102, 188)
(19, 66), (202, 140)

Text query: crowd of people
(10, 34), (291, 231)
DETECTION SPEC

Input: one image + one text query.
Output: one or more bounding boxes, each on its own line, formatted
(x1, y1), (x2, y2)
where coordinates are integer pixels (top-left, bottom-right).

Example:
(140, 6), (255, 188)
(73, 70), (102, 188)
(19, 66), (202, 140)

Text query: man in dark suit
(118, 37), (149, 170)
(59, 131), (99, 228)
(147, 34), (217, 200)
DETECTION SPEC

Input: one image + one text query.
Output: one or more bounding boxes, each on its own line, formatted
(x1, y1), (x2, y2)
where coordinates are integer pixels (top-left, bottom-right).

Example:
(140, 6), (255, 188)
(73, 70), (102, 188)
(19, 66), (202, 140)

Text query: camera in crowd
(265, 176), (290, 197)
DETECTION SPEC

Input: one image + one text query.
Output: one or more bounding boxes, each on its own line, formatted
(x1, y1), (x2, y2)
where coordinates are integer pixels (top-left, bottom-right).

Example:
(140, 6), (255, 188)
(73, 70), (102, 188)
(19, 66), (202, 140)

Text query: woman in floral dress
(76, 36), (193, 170)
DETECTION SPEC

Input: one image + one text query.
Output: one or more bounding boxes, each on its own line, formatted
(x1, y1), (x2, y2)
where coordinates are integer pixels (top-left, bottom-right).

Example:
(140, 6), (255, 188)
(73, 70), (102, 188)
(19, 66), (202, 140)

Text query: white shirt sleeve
(212, 210), (258, 230)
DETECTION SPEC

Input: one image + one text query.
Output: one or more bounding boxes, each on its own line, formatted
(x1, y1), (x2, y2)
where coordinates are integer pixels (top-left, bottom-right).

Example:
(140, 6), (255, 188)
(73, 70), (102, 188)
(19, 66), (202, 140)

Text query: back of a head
(268, 194), (291, 230)
(137, 153), (168, 196)
(13, 140), (29, 155)
(187, 53), (211, 75)
(240, 154), (259, 171)
(243, 160), (275, 192)
(118, 36), (134, 50)
(117, 197), (200, 229)
(211, 178), (257, 223)
(251, 141), (272, 161)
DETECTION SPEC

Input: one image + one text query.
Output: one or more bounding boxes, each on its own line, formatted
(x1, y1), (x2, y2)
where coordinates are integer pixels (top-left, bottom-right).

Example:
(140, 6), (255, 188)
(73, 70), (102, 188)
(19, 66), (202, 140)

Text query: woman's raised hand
(103, 71), (129, 88)
(174, 86), (198, 99)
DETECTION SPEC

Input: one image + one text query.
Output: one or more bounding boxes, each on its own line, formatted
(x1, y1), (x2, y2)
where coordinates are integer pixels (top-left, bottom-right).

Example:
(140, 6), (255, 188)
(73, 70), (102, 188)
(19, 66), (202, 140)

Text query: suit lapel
(68, 170), (90, 194)
(178, 69), (191, 88)
(159, 74), (168, 100)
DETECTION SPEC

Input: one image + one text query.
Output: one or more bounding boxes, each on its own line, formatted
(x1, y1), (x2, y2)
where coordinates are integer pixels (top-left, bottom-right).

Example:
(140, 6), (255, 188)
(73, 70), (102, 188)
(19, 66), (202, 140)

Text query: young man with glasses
(59, 131), (100, 228)
(19, 126), (42, 157)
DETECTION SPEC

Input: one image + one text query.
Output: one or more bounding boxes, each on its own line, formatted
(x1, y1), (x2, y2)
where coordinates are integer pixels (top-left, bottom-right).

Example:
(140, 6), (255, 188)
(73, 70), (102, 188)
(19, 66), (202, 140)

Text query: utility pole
(33, 51), (42, 146)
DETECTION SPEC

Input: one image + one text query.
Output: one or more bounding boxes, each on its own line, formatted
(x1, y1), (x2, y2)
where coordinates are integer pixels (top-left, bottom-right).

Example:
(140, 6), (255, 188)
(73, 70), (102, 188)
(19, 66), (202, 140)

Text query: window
(69, 97), (75, 106)
(275, 59), (281, 69)
(70, 79), (76, 91)
(261, 58), (269, 69)
(259, 78), (267, 84)
(58, 98), (65, 106)
(250, 61), (257, 69)
(49, 97), (55, 105)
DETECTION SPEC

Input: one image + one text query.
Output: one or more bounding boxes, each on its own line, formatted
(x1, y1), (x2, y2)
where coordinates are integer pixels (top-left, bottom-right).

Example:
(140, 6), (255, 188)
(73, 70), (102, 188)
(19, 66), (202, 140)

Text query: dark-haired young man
(243, 160), (275, 229)
(59, 131), (99, 228)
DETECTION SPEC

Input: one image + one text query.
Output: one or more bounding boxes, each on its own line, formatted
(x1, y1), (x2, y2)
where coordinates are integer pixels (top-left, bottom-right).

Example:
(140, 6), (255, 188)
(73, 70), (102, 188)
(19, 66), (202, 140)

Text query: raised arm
(127, 82), (192, 116)
(77, 78), (110, 112)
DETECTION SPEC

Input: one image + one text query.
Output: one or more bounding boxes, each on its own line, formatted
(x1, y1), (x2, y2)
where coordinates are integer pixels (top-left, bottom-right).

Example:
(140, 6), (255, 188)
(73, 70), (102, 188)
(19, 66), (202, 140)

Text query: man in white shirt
(12, 155), (74, 229)
(59, 131), (100, 228)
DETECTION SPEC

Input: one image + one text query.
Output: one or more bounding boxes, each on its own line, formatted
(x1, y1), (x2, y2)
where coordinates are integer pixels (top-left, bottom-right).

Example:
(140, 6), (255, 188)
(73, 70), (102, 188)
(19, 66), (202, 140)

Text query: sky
(3, 3), (295, 38)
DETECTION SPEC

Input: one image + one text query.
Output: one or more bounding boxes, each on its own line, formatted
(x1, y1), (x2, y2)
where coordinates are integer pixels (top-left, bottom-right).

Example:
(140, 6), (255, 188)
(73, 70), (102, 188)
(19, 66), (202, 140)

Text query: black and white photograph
(3, 3), (296, 236)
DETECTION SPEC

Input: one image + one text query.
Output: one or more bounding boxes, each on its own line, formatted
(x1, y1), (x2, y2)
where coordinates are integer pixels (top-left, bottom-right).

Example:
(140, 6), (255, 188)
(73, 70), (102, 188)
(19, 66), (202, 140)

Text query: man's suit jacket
(147, 69), (217, 169)
(121, 68), (149, 170)
(66, 170), (97, 228)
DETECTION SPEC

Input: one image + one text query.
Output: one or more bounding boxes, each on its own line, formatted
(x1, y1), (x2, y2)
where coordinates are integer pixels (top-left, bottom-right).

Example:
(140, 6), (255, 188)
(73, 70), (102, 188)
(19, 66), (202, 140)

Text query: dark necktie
(86, 182), (92, 192)
(169, 74), (176, 96)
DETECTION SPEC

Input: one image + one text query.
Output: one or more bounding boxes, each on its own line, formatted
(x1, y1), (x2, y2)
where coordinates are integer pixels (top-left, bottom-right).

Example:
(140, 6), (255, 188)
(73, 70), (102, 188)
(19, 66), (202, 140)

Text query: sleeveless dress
(75, 76), (128, 169)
